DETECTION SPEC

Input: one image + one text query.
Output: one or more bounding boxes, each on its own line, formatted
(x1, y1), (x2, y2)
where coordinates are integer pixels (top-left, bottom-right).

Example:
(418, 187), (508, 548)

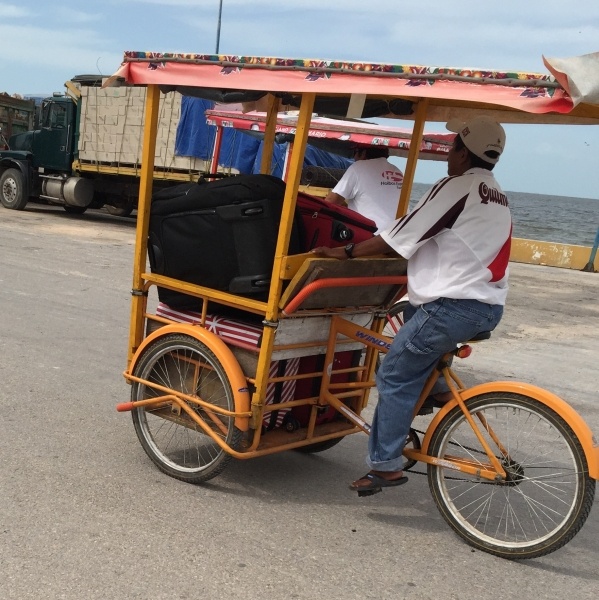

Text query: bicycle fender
(422, 381), (599, 479)
(125, 323), (251, 431)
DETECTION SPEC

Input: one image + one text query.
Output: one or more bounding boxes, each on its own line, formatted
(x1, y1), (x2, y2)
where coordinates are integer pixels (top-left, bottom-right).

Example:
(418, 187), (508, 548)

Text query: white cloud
(120, 0), (599, 20)
(65, 10), (104, 24)
(2, 0), (599, 195)
(158, 2), (599, 73)
(0, 24), (119, 69)
(0, 3), (31, 17)
(0, 23), (122, 94)
(122, 0), (365, 7)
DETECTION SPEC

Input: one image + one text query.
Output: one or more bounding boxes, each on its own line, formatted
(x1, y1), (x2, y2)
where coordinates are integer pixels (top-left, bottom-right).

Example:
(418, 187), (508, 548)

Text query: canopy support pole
(267, 92), (314, 319)
(260, 94), (281, 174)
(128, 84), (160, 363)
(247, 93), (315, 428)
(397, 98), (429, 218)
(210, 123), (224, 174)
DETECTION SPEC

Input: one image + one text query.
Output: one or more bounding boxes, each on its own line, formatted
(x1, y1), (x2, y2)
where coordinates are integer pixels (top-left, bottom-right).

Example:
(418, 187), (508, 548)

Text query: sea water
(409, 182), (599, 246)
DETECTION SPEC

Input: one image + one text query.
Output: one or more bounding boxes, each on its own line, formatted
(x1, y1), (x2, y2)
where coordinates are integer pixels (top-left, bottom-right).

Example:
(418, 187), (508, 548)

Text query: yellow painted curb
(511, 238), (597, 271)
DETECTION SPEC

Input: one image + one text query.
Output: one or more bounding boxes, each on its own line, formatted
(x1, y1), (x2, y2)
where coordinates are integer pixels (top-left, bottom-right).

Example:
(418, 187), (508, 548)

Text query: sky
(2, 0), (599, 199)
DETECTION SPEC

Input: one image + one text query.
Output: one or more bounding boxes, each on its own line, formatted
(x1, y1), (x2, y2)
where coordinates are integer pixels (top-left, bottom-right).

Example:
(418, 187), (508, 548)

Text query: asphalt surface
(1, 203), (598, 600)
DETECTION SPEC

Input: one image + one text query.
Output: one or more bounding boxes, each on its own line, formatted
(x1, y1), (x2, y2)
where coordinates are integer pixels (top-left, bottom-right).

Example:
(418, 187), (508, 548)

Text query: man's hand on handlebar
(310, 246), (348, 260)
(310, 235), (400, 261)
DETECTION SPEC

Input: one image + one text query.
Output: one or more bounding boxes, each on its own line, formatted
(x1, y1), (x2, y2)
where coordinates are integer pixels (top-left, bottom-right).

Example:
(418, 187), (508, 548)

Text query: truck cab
(0, 93), (93, 212)
(9, 96), (75, 172)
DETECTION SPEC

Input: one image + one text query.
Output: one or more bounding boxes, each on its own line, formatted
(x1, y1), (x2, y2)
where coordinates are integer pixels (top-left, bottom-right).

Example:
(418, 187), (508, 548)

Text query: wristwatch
(344, 243), (356, 259)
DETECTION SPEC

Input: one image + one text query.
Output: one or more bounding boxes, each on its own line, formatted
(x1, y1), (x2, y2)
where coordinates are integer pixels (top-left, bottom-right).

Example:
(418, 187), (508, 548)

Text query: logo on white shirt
(478, 182), (508, 206)
(381, 170), (403, 183)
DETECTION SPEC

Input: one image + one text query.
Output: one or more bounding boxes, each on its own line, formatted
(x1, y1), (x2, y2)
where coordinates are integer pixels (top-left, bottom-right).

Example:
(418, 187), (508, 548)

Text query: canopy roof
(205, 109), (454, 161)
(109, 51), (599, 125)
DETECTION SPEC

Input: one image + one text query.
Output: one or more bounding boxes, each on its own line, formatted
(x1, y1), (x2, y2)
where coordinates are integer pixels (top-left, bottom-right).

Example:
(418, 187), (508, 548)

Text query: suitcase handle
(229, 275), (271, 293)
(242, 207), (265, 216)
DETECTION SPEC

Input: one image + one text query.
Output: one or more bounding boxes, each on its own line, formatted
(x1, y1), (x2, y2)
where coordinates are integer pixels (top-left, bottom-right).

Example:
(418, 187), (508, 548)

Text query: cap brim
(446, 118), (465, 133)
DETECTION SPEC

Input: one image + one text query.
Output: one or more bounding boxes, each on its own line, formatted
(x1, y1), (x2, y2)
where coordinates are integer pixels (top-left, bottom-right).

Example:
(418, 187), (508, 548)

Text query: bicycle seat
(466, 331), (491, 343)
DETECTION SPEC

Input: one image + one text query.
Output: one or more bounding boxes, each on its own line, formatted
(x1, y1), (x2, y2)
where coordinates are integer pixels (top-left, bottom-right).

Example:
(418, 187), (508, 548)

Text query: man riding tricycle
(111, 50), (599, 559)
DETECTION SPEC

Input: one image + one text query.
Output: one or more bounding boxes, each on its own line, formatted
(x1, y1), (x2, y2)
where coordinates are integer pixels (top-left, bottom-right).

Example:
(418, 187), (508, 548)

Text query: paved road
(1, 203), (598, 600)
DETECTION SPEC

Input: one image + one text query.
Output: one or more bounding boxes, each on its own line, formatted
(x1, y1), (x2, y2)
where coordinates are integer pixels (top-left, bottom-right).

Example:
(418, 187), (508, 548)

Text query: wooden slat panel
(279, 256), (407, 311)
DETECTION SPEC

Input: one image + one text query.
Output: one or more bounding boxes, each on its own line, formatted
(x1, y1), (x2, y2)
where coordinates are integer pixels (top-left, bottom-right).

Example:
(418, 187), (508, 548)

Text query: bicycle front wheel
(427, 392), (595, 559)
(131, 333), (242, 484)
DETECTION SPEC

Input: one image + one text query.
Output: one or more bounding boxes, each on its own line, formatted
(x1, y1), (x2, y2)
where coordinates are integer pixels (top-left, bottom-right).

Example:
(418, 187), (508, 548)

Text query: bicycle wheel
(131, 333), (242, 483)
(427, 392), (595, 559)
(376, 300), (409, 372)
(382, 300), (410, 338)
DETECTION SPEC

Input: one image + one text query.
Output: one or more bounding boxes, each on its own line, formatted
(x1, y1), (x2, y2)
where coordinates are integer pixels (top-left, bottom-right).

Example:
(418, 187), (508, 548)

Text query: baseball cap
(446, 116), (506, 164)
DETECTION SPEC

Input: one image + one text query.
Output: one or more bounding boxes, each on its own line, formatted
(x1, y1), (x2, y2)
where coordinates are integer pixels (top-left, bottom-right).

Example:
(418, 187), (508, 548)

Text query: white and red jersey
(380, 168), (512, 306)
(332, 157), (404, 232)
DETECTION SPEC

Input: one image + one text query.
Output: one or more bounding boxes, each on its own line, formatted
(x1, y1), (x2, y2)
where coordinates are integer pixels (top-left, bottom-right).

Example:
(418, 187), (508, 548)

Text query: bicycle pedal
(357, 487), (382, 497)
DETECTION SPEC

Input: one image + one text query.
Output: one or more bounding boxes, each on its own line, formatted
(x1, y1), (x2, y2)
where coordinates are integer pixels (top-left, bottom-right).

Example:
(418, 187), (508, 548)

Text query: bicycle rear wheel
(382, 300), (410, 338)
(131, 333), (242, 483)
(427, 392), (595, 559)
(376, 300), (410, 372)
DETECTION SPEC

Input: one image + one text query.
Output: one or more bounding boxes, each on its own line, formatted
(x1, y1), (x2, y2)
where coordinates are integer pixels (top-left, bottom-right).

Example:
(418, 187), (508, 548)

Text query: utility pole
(216, 0), (223, 54)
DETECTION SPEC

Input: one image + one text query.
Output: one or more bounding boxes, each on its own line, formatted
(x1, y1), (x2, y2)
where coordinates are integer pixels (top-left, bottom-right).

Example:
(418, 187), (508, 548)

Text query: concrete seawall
(511, 237), (598, 271)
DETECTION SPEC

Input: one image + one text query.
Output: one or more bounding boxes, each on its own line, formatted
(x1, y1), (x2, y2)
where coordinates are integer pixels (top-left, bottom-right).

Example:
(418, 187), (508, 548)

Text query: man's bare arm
(324, 191), (347, 206)
(311, 235), (400, 260)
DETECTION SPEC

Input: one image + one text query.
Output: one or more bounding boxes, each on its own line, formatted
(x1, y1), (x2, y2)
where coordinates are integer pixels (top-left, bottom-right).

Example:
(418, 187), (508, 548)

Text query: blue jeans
(367, 298), (504, 472)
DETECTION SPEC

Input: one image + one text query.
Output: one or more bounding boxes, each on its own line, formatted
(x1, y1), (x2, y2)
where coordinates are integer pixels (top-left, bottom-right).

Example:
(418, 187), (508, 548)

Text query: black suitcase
(149, 174), (300, 311)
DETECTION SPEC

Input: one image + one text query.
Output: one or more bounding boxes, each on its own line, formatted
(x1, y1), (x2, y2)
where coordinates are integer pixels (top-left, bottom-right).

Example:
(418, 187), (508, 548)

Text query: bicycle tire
(131, 333), (242, 484)
(427, 392), (595, 559)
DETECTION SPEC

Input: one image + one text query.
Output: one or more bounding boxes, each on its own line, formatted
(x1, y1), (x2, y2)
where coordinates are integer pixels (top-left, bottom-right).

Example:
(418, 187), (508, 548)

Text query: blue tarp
(174, 96), (352, 178)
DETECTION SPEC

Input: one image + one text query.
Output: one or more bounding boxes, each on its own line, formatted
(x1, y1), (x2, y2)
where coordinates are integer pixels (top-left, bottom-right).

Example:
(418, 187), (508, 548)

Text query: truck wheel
(104, 201), (134, 217)
(0, 168), (28, 210)
(63, 205), (87, 214)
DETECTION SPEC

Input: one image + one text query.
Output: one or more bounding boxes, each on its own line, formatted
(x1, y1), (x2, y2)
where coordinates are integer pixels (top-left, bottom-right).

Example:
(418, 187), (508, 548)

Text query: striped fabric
(155, 303), (263, 348)
(264, 357), (300, 430)
(154, 303), (299, 429)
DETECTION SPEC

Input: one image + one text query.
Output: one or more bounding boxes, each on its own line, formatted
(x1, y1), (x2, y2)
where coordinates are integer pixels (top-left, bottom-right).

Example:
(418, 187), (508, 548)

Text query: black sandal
(349, 472), (408, 497)
(417, 394), (451, 415)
